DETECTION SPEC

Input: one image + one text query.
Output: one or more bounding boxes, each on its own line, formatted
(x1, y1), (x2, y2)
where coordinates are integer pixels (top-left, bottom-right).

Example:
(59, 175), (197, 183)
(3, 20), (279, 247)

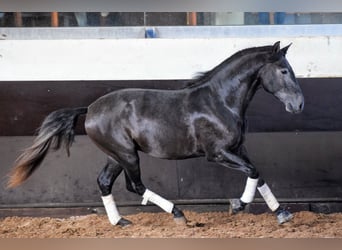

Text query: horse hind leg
(124, 169), (185, 222)
(124, 171), (137, 193)
(118, 151), (186, 225)
(141, 189), (186, 225)
(97, 157), (132, 227)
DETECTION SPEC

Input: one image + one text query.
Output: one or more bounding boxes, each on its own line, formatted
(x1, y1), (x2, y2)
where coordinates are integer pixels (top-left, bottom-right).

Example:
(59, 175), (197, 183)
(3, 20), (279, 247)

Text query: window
(1, 12), (342, 27)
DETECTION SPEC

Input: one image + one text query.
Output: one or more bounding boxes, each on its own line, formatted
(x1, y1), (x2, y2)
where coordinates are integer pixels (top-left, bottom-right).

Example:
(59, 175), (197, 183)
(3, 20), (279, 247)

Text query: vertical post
(51, 12), (59, 27)
(269, 12), (275, 25)
(100, 12), (109, 26)
(187, 12), (197, 26)
(100, 16), (106, 26)
(14, 12), (23, 27)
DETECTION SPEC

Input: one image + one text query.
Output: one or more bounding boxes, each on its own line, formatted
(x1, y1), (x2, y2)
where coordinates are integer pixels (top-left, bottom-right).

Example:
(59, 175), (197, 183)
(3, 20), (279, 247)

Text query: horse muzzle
(285, 96), (304, 114)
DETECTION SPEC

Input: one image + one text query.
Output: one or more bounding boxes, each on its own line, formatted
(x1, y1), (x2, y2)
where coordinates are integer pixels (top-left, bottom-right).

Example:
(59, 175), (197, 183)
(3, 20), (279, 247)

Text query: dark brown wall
(0, 78), (342, 136)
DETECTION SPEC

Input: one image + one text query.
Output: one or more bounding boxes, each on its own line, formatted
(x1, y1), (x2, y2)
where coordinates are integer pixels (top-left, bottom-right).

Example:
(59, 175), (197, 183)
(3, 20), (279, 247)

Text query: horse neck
(206, 53), (267, 116)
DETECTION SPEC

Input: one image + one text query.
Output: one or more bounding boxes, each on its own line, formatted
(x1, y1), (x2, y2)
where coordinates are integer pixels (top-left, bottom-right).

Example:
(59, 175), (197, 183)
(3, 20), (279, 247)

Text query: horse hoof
(117, 218), (132, 227)
(229, 199), (245, 214)
(276, 209), (293, 224)
(174, 216), (187, 225)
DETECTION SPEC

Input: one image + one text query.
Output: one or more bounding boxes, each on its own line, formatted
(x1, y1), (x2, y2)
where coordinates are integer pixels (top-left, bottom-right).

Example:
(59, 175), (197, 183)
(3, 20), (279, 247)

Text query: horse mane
(184, 45), (273, 88)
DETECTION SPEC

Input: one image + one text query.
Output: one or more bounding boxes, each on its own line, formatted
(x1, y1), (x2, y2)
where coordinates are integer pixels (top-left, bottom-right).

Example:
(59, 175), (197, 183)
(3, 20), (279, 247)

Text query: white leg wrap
(142, 189), (174, 213)
(101, 195), (122, 225)
(257, 183), (280, 212)
(240, 177), (259, 203)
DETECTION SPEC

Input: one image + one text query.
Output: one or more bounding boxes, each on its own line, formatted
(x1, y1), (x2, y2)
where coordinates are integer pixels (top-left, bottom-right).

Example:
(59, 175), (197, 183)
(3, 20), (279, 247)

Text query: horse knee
(205, 151), (223, 162)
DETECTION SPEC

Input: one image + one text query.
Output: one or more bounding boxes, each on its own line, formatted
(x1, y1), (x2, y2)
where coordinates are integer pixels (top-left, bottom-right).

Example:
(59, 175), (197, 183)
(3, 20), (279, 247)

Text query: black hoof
(276, 209), (293, 224)
(229, 199), (246, 214)
(117, 218), (132, 227)
(172, 206), (184, 217)
(172, 206), (187, 225)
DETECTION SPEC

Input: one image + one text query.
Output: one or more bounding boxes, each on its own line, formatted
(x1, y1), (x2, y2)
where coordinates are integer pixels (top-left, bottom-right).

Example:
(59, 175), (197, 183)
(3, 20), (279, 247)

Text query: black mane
(184, 45), (273, 88)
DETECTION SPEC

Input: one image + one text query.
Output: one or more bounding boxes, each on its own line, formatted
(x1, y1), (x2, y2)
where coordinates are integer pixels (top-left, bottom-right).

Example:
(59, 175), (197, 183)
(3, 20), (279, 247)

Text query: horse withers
(8, 41), (304, 226)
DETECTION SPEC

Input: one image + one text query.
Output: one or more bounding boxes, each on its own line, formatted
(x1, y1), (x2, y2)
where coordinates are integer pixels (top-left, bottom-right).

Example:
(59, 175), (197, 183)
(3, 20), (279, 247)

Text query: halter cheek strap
(142, 189), (174, 213)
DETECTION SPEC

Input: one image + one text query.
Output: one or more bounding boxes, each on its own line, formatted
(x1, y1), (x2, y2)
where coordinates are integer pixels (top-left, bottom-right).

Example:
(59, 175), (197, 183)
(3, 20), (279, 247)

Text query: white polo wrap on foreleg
(141, 189), (174, 213)
(257, 183), (280, 211)
(101, 194), (122, 225)
(240, 177), (259, 203)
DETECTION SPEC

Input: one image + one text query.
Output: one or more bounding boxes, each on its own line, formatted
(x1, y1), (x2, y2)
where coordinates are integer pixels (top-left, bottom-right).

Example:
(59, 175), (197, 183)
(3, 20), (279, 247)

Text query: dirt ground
(0, 211), (341, 238)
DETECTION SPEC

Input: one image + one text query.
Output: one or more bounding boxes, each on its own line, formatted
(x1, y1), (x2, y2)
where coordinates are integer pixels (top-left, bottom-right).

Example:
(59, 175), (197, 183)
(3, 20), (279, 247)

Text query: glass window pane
(1, 12), (342, 27)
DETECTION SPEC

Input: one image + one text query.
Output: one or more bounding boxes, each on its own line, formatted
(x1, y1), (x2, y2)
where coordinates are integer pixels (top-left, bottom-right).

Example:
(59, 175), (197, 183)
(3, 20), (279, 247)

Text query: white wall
(0, 36), (341, 81)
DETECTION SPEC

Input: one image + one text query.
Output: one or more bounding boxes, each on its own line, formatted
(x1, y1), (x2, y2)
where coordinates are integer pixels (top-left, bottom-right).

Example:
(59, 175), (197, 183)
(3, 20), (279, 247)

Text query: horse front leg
(211, 149), (259, 214)
(236, 146), (293, 224)
(210, 148), (293, 224)
(228, 146), (258, 214)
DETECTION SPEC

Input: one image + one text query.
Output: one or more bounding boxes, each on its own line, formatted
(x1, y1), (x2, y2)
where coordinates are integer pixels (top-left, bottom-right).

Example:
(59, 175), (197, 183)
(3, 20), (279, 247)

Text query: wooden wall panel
(0, 78), (341, 136)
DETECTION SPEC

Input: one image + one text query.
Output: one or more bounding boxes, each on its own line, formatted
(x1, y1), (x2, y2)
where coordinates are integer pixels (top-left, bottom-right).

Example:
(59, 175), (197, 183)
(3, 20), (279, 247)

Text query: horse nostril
(299, 102), (304, 111)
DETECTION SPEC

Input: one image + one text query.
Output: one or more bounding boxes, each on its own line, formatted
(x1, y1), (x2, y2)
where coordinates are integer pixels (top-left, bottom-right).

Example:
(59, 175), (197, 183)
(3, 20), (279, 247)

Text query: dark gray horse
(8, 41), (304, 227)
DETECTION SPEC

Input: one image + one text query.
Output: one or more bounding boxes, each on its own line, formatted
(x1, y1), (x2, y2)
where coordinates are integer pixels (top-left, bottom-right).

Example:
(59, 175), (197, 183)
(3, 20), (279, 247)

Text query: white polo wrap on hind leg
(101, 194), (122, 225)
(142, 189), (174, 213)
(257, 183), (280, 211)
(240, 177), (259, 203)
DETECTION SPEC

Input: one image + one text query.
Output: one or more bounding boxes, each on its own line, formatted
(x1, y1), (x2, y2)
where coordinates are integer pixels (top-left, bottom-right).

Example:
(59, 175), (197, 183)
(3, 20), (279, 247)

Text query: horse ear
(272, 41), (281, 54)
(281, 43), (292, 55)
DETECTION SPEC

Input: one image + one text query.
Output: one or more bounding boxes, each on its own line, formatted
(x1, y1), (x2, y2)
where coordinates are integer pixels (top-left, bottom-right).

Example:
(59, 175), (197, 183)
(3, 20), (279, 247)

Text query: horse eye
(281, 69), (288, 74)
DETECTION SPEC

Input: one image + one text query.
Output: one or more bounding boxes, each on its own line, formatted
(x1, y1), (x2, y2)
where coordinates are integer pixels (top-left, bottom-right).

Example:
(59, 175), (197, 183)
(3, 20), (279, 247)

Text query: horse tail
(7, 107), (88, 188)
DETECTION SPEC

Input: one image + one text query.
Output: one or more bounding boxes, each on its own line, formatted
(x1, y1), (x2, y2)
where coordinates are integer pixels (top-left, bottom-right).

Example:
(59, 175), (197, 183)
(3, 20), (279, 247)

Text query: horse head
(258, 41), (304, 114)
